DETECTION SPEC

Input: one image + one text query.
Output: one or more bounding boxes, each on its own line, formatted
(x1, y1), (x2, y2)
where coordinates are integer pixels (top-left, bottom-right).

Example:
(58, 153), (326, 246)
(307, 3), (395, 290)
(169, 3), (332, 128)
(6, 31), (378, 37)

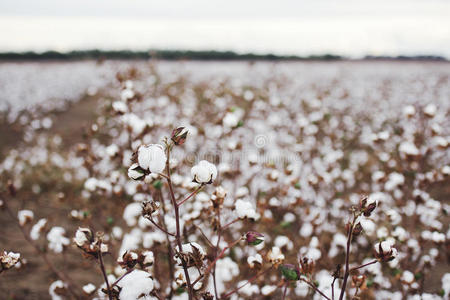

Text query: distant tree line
(0, 50), (446, 61)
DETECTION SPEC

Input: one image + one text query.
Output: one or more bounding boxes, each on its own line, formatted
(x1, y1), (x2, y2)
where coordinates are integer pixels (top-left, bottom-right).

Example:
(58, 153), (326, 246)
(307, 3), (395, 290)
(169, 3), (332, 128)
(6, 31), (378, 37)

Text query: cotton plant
(1, 63), (449, 300)
(272, 195), (401, 300)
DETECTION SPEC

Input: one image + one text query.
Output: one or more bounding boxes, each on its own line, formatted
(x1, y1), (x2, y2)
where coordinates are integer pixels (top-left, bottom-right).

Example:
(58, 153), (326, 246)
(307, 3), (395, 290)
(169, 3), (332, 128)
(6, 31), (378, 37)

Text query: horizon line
(0, 49), (448, 62)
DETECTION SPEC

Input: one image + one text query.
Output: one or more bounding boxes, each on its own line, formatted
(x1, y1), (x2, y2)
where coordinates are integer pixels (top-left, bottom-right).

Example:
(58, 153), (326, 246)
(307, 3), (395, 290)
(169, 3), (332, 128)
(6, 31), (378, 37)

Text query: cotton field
(0, 61), (449, 300)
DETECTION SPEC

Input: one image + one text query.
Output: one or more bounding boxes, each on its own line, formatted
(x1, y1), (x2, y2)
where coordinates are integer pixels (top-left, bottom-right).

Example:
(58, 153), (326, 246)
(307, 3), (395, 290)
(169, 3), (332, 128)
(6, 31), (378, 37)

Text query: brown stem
(300, 278), (331, 300)
(338, 216), (356, 300)
(350, 260), (378, 272)
(177, 185), (204, 206)
(221, 267), (272, 299)
(191, 238), (242, 287)
(97, 244), (113, 300)
(221, 218), (240, 230)
(165, 144), (194, 300)
(1, 192), (81, 299)
(282, 282), (289, 300)
(213, 207), (222, 299)
(331, 277), (337, 300)
(147, 216), (175, 237)
(158, 173), (169, 179)
(193, 224), (214, 248)
(110, 268), (133, 288)
(157, 189), (176, 297)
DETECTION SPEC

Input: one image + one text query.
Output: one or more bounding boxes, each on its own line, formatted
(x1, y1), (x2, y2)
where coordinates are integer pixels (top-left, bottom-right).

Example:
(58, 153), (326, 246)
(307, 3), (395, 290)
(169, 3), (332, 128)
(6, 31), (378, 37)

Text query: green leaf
(153, 180), (163, 189)
(175, 287), (185, 295)
(280, 221), (291, 228)
(414, 272), (423, 280)
(279, 264), (300, 281)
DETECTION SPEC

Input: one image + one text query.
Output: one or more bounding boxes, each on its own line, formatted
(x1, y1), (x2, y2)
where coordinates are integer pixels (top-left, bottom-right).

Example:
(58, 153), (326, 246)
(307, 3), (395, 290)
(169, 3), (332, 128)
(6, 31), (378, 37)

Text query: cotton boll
(123, 202), (142, 227)
(47, 227), (70, 253)
(442, 273), (450, 297)
(223, 112), (239, 128)
(49, 280), (67, 300)
(247, 253), (263, 268)
(401, 270), (414, 284)
(191, 160), (217, 184)
(283, 212), (296, 223)
(112, 101), (128, 113)
(403, 105), (416, 117)
(299, 222), (313, 237)
(234, 199), (259, 220)
(267, 246), (285, 265)
(215, 256), (239, 282)
(235, 186), (249, 198)
(274, 236), (294, 251)
(30, 218), (47, 240)
(0, 251), (21, 269)
(18, 210), (34, 226)
(261, 285), (277, 296)
(112, 226), (123, 239)
(424, 103), (437, 117)
(399, 141), (420, 156)
(82, 283), (96, 295)
(118, 269), (154, 300)
(137, 144), (166, 173)
(238, 281), (259, 296)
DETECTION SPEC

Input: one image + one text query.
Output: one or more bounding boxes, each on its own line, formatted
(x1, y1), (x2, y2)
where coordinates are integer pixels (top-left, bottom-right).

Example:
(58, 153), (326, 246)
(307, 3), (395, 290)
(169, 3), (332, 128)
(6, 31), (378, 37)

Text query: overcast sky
(1, 0), (449, 57)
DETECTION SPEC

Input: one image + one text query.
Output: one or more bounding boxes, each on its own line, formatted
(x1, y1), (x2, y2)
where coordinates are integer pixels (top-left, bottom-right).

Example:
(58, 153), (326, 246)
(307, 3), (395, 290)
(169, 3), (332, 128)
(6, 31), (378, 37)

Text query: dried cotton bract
(0, 251), (20, 272)
(374, 240), (398, 262)
(267, 246), (285, 266)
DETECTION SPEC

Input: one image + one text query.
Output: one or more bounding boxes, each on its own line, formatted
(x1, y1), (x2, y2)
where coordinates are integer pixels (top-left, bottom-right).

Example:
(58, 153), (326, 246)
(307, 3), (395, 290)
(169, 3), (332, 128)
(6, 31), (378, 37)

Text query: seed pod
(171, 127), (189, 145)
(245, 231), (265, 246)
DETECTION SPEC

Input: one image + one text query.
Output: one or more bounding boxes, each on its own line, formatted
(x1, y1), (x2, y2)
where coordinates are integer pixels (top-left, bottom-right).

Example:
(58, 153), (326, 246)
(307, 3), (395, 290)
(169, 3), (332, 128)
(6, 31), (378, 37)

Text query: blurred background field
(1, 1), (450, 299)
(0, 60), (449, 299)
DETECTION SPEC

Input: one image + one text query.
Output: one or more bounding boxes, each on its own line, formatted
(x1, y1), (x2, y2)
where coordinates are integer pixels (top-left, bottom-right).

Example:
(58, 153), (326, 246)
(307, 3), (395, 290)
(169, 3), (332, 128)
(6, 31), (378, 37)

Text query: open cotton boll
(234, 199), (259, 220)
(0, 251), (21, 269)
(238, 280), (260, 296)
(123, 202), (143, 227)
(401, 270), (415, 284)
(399, 141), (420, 156)
(174, 242), (206, 265)
(177, 242), (206, 257)
(274, 236), (294, 251)
(73, 227), (91, 247)
(82, 283), (96, 295)
(247, 253), (263, 268)
(30, 218), (47, 240)
(442, 273), (450, 298)
(191, 160), (217, 184)
(424, 103), (437, 117)
(261, 285), (277, 296)
(137, 144), (166, 173)
(112, 100), (128, 113)
(18, 209), (34, 226)
(223, 112), (239, 128)
(117, 269), (154, 300)
(403, 105), (416, 117)
(49, 280), (67, 300)
(267, 246), (285, 265)
(47, 227), (70, 253)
